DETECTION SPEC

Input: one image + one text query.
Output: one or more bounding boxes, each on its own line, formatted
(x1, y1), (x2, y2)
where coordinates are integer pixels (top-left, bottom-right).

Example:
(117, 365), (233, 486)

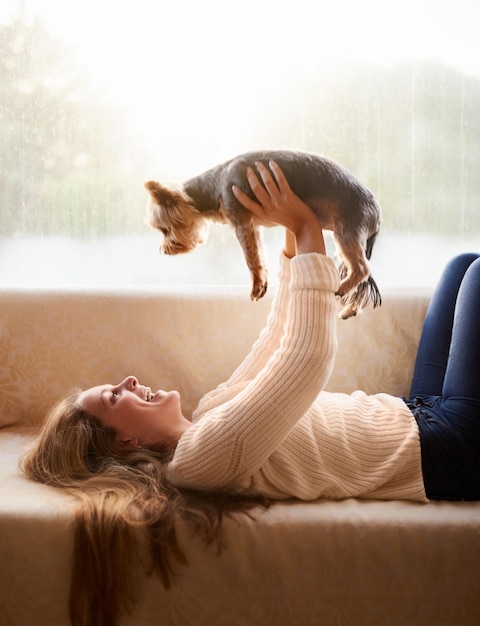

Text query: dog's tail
(364, 230), (381, 307)
(338, 273), (382, 318)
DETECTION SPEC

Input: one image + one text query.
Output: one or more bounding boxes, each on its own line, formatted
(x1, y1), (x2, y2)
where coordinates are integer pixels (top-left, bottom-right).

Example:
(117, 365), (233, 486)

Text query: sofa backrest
(0, 286), (431, 429)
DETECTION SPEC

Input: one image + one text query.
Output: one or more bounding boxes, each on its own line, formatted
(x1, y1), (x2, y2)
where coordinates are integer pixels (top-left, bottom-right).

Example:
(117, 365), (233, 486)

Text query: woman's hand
(232, 161), (325, 255)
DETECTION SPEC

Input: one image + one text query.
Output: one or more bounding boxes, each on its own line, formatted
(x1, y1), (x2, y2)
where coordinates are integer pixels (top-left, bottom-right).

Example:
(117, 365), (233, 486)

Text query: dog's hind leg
(234, 221), (268, 301)
(335, 233), (370, 296)
(334, 231), (372, 318)
(334, 229), (382, 318)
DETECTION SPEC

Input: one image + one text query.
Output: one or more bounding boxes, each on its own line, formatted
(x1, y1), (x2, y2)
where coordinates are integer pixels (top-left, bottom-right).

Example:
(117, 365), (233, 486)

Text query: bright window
(1, 0), (479, 289)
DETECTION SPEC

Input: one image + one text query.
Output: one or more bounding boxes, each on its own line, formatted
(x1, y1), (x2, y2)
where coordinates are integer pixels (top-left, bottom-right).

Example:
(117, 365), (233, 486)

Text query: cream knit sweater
(168, 253), (427, 503)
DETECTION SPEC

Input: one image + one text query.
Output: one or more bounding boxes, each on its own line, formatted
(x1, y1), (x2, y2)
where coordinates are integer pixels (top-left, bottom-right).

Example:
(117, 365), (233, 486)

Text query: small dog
(145, 150), (381, 319)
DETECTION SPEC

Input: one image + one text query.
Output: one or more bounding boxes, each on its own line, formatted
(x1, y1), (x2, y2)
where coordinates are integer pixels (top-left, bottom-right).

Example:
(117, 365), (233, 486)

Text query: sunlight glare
(2, 0), (480, 175)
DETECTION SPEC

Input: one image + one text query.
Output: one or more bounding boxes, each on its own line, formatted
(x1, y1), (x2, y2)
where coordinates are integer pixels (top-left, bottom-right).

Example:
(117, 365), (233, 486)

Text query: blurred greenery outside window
(1, 2), (479, 289)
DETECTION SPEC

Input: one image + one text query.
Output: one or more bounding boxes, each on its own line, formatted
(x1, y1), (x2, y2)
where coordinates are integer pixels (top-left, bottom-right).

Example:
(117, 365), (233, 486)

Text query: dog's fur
(145, 150), (381, 319)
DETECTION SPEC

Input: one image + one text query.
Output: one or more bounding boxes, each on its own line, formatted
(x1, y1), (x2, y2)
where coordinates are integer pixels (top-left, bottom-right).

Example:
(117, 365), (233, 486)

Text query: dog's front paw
(250, 278), (268, 301)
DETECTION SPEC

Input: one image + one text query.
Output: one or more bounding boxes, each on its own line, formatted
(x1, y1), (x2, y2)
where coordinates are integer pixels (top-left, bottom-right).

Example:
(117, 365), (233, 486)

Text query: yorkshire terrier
(144, 149), (381, 319)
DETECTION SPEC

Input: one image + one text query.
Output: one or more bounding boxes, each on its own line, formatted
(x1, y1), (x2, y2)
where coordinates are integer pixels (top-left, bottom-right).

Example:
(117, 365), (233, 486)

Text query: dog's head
(144, 181), (207, 255)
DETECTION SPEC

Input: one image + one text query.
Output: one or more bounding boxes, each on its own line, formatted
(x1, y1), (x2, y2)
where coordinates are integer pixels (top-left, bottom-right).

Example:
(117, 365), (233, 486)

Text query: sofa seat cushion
(1, 430), (480, 626)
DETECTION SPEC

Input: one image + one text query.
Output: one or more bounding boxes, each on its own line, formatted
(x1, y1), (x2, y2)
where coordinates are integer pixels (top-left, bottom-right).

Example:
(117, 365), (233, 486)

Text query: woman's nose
(121, 376), (138, 390)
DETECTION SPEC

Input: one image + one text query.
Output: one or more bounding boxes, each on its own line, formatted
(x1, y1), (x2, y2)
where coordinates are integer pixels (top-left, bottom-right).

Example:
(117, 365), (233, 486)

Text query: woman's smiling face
(78, 375), (190, 447)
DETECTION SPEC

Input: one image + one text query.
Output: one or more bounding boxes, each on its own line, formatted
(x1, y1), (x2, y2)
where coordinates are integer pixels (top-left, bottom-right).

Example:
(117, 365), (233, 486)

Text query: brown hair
(21, 389), (267, 626)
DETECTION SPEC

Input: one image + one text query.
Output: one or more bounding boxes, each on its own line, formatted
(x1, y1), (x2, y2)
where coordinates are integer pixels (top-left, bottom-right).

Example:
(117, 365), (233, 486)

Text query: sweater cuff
(290, 254), (339, 292)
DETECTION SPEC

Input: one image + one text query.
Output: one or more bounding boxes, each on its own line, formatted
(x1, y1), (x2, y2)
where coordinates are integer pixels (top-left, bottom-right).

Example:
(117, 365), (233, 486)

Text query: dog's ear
(144, 180), (176, 204)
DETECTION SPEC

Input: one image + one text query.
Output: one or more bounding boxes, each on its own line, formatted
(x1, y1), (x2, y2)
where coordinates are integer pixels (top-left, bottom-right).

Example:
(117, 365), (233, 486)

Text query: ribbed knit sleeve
(192, 253), (292, 421)
(220, 252), (292, 386)
(168, 254), (340, 491)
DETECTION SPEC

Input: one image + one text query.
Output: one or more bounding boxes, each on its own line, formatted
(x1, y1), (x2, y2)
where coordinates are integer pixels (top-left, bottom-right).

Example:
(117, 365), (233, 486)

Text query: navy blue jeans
(405, 253), (480, 500)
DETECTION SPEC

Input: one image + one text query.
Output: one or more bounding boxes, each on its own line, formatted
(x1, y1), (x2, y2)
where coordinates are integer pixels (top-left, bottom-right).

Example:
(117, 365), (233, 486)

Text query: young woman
(22, 162), (480, 626)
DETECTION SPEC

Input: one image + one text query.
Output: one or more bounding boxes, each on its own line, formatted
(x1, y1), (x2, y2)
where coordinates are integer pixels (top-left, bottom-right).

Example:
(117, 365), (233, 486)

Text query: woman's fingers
(232, 160), (316, 232)
(231, 183), (259, 213)
(254, 161), (280, 198)
(268, 160), (290, 193)
(233, 160), (325, 254)
(232, 166), (273, 219)
(232, 162), (283, 219)
(254, 161), (295, 208)
(246, 166), (272, 209)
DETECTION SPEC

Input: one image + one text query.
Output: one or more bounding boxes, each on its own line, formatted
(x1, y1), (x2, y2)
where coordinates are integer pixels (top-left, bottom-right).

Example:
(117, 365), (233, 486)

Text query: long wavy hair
(21, 389), (267, 626)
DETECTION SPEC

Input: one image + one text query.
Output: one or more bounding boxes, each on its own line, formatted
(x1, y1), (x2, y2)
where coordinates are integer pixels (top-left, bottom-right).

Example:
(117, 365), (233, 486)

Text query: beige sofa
(1, 285), (480, 626)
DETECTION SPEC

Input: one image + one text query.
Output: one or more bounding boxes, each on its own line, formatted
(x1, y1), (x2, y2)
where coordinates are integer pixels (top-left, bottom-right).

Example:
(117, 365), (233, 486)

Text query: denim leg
(442, 256), (480, 401)
(409, 253), (480, 398)
(407, 254), (480, 499)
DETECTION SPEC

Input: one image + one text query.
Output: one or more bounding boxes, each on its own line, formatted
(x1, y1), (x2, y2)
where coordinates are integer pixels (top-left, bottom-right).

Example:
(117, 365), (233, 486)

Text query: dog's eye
(160, 227), (169, 236)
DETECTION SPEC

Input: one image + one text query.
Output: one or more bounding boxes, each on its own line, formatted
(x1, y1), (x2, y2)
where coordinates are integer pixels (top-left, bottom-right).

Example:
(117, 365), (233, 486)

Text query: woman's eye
(111, 391), (118, 402)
